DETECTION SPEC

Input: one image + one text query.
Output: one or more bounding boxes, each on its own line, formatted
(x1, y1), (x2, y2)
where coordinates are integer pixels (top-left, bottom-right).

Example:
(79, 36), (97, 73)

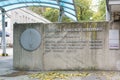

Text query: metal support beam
(106, 0), (111, 21)
(106, 8), (110, 21)
(1, 9), (7, 56)
(58, 7), (64, 22)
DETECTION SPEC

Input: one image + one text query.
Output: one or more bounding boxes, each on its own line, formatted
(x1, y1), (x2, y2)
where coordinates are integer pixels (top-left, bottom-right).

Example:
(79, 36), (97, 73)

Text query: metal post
(1, 9), (7, 56)
(106, 8), (110, 21)
(58, 7), (64, 22)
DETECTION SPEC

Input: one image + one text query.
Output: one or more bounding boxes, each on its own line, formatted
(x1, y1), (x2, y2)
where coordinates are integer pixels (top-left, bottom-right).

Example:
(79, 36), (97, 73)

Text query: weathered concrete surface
(43, 22), (107, 70)
(13, 23), (44, 70)
(13, 22), (120, 71)
(1, 54), (120, 80)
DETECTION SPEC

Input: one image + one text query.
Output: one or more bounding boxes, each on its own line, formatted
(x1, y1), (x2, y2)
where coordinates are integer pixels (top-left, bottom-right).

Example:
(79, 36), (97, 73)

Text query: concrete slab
(0, 53), (14, 76)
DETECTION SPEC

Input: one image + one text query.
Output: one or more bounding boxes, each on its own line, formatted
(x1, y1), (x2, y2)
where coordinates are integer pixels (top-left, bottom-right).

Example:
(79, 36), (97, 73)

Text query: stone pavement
(0, 48), (120, 80)
(0, 48), (37, 80)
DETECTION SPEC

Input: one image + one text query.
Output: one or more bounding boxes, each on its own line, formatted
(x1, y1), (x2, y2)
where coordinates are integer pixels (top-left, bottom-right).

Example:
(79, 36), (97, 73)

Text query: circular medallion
(20, 28), (41, 51)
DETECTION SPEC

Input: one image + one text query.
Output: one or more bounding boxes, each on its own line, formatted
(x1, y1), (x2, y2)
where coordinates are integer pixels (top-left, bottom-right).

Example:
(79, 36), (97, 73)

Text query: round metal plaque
(20, 28), (41, 51)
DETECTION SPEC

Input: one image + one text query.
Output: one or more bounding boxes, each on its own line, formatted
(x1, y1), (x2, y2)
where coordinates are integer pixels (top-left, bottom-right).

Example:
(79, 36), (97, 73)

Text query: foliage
(42, 8), (71, 22)
(43, 0), (94, 22)
(28, 0), (106, 22)
(28, 7), (43, 15)
(29, 7), (71, 22)
(42, 8), (59, 22)
(92, 0), (106, 21)
(74, 0), (93, 21)
(30, 71), (89, 80)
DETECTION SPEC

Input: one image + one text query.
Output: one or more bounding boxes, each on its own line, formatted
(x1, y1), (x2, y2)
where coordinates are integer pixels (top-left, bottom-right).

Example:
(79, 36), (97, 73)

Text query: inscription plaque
(20, 28), (41, 51)
(45, 25), (104, 53)
(109, 30), (119, 49)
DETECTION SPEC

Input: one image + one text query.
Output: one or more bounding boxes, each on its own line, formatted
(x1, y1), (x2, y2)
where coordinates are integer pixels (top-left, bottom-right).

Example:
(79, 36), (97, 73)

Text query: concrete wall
(13, 23), (44, 70)
(13, 22), (120, 71)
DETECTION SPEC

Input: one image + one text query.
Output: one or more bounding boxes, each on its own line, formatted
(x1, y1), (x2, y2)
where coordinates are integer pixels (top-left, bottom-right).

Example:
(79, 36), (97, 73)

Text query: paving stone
(0, 76), (38, 80)
(69, 77), (82, 80)
(82, 75), (106, 80)
(111, 75), (120, 80)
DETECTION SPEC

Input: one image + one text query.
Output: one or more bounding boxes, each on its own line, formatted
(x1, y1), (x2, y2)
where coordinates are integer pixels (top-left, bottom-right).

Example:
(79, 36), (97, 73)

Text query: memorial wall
(13, 22), (120, 71)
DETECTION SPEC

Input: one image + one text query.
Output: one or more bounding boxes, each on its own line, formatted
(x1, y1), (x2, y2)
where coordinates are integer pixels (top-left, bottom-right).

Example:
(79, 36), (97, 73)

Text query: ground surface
(0, 48), (120, 80)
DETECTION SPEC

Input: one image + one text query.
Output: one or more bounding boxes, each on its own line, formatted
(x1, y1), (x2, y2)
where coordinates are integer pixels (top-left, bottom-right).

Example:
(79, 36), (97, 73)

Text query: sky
(92, 0), (99, 5)
(91, 0), (99, 12)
